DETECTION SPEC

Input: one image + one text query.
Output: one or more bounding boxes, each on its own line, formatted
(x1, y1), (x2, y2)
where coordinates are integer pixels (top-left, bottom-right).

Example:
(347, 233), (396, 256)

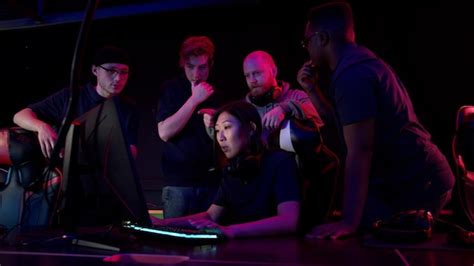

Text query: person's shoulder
(43, 86), (72, 100)
(158, 74), (188, 97)
(161, 74), (187, 89)
(278, 81), (309, 101)
(161, 77), (177, 88)
(279, 80), (303, 93)
(115, 95), (138, 116)
(262, 150), (295, 164)
(334, 60), (379, 89)
(286, 86), (308, 97)
(342, 61), (376, 75)
(53, 86), (72, 94)
(117, 95), (137, 106)
(338, 46), (391, 79)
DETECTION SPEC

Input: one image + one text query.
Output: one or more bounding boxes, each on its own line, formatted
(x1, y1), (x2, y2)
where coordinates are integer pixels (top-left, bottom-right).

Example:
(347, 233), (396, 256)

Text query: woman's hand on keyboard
(188, 218), (218, 229)
(189, 219), (234, 239)
(150, 215), (169, 226)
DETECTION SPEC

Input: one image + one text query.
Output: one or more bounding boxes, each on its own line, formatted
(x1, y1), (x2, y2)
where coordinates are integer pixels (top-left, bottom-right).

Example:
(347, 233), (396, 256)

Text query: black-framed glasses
(98, 65), (130, 76)
(301, 32), (320, 49)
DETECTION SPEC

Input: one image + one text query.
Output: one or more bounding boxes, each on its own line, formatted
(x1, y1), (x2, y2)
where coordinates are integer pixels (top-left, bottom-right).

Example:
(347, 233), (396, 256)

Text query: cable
(435, 217), (471, 232)
(47, 0), (100, 173)
(44, 0), (100, 227)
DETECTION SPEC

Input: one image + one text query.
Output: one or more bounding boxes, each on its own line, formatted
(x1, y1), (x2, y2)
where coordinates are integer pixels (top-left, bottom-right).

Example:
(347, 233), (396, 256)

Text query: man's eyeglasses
(301, 32), (320, 49)
(98, 65), (130, 76)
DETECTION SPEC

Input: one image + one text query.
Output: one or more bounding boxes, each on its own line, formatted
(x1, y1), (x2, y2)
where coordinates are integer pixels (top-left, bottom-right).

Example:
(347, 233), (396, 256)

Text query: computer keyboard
(121, 221), (226, 244)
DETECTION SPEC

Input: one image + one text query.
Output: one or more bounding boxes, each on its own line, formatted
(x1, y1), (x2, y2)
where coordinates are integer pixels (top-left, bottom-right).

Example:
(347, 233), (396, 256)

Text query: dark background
(0, 0), (472, 208)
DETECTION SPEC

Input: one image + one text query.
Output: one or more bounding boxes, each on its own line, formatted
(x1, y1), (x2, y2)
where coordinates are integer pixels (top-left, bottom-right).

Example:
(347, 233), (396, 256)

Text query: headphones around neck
(224, 154), (261, 182)
(249, 86), (282, 107)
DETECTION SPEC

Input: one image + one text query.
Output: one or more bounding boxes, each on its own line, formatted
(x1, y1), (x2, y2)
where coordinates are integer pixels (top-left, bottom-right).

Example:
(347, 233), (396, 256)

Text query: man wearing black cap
(13, 45), (138, 159)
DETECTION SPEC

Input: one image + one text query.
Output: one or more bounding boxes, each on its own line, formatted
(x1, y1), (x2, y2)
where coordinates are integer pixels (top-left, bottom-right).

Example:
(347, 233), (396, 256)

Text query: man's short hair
(307, 2), (355, 42)
(92, 45), (130, 66)
(179, 36), (215, 67)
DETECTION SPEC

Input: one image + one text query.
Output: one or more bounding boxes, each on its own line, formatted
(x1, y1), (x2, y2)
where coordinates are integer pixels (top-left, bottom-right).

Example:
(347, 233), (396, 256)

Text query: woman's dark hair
(213, 100), (263, 156)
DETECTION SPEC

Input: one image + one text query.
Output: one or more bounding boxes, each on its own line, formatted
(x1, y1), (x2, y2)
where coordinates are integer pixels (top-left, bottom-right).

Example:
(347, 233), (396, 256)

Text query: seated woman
(152, 101), (301, 239)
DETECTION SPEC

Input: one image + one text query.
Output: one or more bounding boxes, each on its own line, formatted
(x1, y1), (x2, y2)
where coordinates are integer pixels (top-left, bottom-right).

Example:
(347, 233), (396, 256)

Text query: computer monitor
(57, 97), (151, 231)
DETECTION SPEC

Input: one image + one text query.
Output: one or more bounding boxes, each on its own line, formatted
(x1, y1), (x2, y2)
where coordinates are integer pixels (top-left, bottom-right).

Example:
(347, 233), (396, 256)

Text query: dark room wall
(1, 0), (472, 207)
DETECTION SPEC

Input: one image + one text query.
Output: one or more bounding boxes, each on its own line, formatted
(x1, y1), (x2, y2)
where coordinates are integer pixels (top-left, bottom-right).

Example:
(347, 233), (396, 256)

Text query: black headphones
(249, 86), (282, 107)
(223, 154), (261, 182)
